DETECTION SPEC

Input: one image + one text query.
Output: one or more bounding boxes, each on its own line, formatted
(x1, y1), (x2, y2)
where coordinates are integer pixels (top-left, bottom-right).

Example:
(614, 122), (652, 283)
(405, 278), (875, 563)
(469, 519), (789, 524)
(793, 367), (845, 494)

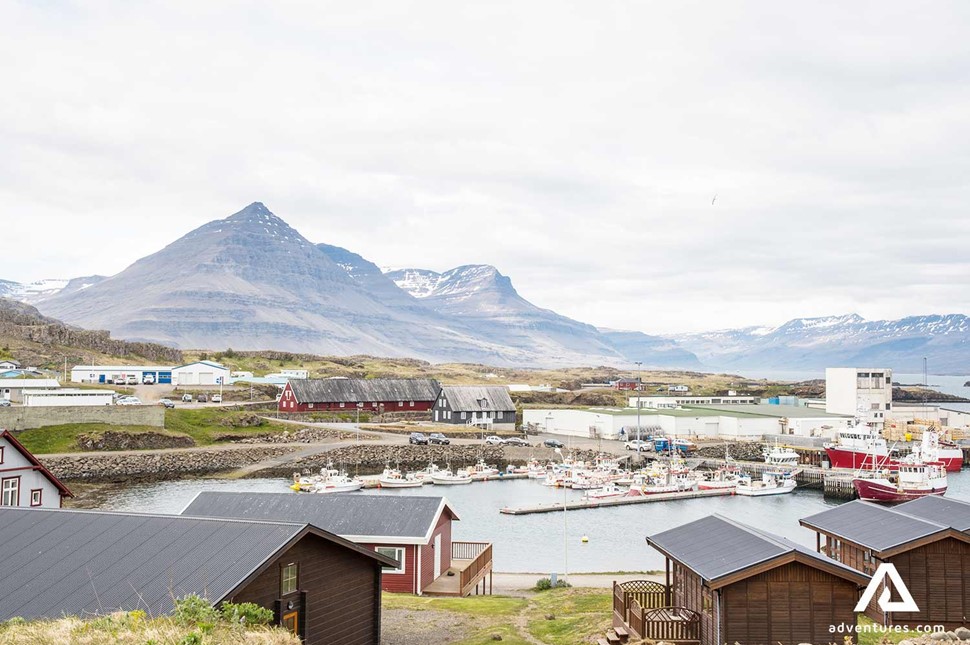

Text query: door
(434, 533), (442, 578)
(281, 611), (298, 636)
(99, 375), (106, 383)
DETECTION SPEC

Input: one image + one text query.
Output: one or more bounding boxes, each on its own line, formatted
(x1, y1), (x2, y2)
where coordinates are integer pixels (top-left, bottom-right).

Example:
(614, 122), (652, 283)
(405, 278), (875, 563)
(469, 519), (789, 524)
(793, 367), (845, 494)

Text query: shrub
(173, 594), (219, 626)
(533, 577), (572, 591)
(220, 602), (273, 626)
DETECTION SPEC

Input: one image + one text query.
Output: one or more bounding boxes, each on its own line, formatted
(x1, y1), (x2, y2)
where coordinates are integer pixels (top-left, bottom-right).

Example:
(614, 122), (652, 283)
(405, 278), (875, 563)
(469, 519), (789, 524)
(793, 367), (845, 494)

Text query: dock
(499, 487), (734, 515)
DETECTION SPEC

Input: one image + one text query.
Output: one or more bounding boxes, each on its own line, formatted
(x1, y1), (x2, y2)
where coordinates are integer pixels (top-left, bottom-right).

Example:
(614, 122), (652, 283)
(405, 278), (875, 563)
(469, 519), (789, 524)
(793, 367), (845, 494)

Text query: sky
(3, 1), (970, 334)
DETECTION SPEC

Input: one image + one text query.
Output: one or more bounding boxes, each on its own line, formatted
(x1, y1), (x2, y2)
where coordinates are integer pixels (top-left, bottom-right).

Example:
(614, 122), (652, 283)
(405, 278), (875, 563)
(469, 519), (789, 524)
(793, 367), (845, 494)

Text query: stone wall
(0, 405), (165, 431)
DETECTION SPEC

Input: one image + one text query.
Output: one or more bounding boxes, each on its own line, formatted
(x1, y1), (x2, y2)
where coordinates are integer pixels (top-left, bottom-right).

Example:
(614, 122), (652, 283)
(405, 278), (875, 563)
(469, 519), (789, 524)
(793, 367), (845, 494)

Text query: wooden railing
(613, 581), (675, 640)
(641, 606), (701, 644)
(453, 542), (492, 595)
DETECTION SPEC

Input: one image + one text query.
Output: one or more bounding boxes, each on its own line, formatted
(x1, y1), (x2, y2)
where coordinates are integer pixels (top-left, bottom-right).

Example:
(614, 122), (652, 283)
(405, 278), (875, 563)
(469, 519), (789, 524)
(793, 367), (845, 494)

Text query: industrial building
(172, 361), (230, 386)
(825, 367), (893, 428)
(0, 379), (60, 403)
(70, 361), (229, 387)
(432, 386), (516, 431)
(23, 389), (115, 407)
(629, 395), (758, 409)
(524, 404), (851, 441)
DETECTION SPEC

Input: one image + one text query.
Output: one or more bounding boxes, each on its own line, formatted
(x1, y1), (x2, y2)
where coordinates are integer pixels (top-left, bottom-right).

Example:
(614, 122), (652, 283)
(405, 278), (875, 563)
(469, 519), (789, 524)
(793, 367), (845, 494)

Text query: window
(886, 403), (891, 410)
(281, 563), (298, 596)
(30, 489), (42, 507)
(460, 412), (466, 420)
(308, 403), (313, 409)
(398, 401), (404, 406)
(1, 478), (19, 506)
(496, 411), (502, 420)
(376, 547), (405, 574)
(0, 446), (4, 464)
(339, 402), (345, 408)
(409, 401), (414, 407)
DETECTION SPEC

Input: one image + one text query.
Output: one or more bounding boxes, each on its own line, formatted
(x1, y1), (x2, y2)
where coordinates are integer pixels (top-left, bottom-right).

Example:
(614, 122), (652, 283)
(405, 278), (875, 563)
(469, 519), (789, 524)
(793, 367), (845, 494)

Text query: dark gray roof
(289, 378), (440, 404)
(0, 507), (392, 622)
(647, 514), (868, 587)
(800, 500), (948, 552)
(439, 386), (515, 412)
(182, 492), (455, 543)
(895, 496), (970, 532)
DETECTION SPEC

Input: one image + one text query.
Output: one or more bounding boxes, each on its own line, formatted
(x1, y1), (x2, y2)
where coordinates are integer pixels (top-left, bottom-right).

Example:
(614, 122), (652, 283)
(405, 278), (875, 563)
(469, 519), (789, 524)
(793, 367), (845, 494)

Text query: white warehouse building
(23, 389), (115, 407)
(173, 361), (230, 386)
(70, 361), (230, 387)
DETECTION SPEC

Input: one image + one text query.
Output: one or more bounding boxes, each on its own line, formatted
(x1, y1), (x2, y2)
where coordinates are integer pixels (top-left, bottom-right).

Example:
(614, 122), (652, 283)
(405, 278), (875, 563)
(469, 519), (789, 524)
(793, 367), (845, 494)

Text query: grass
(853, 615), (932, 645)
(0, 614), (299, 645)
(163, 408), (290, 445)
(382, 588), (611, 645)
(15, 424), (186, 454)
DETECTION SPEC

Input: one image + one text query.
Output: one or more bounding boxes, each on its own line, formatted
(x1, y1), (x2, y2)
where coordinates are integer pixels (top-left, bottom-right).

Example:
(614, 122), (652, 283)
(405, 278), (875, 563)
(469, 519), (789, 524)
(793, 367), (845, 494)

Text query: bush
(533, 577), (572, 591)
(220, 602), (273, 626)
(173, 594), (219, 627)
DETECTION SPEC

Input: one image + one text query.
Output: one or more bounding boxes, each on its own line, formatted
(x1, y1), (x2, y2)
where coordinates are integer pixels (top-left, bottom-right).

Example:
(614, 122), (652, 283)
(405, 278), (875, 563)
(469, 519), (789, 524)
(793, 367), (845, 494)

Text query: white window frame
(30, 489), (42, 507)
(376, 546), (406, 574)
(1, 477), (19, 506)
(281, 562), (299, 596)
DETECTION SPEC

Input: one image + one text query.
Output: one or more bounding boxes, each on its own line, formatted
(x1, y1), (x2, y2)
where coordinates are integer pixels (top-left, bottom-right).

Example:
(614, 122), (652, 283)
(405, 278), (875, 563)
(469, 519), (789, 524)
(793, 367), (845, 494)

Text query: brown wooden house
(0, 507), (397, 645)
(612, 514), (869, 645)
(800, 497), (970, 630)
(182, 491), (493, 597)
(278, 379), (441, 414)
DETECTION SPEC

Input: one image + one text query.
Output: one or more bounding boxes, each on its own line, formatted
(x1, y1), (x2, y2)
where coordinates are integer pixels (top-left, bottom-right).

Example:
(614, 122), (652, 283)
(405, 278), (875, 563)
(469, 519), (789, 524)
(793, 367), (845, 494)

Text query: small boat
(430, 467), (473, 485)
(464, 459), (501, 480)
(637, 472), (697, 494)
(378, 468), (424, 488)
(735, 470), (796, 496)
(698, 464), (741, 491)
(291, 466), (363, 493)
(853, 445), (948, 503)
(584, 483), (629, 500)
(763, 443), (800, 469)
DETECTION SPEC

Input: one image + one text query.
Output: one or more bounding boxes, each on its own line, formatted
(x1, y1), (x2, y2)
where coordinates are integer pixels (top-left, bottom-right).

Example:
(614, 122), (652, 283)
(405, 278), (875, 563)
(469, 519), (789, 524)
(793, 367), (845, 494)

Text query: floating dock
(499, 487), (734, 515)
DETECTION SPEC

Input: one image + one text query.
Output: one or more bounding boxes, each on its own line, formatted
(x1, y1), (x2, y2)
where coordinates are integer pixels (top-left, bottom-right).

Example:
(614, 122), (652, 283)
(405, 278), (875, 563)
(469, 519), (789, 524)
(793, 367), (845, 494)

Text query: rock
(930, 632), (954, 641)
(955, 627), (970, 640)
(490, 635), (502, 641)
(76, 431), (195, 451)
(544, 614), (555, 620)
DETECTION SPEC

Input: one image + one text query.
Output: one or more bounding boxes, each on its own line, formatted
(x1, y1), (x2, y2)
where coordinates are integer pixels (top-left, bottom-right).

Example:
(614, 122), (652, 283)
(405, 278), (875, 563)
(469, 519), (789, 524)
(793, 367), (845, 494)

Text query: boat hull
(378, 479), (424, 488)
(826, 447), (962, 473)
(852, 478), (947, 502)
(310, 482), (362, 493)
(430, 476), (473, 485)
(735, 484), (795, 497)
(698, 481), (738, 491)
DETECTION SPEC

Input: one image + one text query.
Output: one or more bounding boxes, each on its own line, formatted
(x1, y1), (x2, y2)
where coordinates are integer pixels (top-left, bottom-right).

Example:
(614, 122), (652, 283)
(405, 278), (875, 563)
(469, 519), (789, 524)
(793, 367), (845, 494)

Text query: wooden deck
(424, 542), (493, 597)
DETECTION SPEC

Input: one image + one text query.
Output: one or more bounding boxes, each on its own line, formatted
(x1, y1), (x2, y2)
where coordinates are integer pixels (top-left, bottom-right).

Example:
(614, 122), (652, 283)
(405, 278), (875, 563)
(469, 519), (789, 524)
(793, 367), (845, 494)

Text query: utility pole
(635, 361), (643, 441)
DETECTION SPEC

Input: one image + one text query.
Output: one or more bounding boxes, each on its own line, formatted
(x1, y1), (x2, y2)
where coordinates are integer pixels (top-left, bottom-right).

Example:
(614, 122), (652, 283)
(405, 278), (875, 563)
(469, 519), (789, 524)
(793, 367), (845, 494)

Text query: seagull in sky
(711, 194), (718, 205)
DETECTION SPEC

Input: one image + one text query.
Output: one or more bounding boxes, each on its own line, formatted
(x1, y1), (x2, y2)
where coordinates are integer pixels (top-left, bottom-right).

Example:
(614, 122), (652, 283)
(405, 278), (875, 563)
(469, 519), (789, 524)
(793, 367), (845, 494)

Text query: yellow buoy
(581, 535), (589, 543)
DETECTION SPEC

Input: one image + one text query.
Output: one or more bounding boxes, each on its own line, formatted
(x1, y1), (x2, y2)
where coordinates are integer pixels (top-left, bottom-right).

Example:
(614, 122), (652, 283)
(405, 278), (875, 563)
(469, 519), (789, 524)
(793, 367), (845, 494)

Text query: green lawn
(163, 408), (289, 445)
(382, 588), (611, 645)
(15, 424), (186, 454)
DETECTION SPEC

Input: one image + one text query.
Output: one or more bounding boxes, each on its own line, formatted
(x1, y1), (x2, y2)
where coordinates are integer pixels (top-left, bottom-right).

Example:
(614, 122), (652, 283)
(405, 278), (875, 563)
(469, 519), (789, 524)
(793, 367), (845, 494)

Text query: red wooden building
(612, 378), (641, 391)
(182, 492), (494, 597)
(278, 378), (441, 413)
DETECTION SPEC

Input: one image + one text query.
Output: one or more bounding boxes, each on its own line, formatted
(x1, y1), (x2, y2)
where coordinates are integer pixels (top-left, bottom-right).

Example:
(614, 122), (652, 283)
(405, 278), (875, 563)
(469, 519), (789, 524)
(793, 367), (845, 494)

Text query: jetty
(499, 487), (734, 515)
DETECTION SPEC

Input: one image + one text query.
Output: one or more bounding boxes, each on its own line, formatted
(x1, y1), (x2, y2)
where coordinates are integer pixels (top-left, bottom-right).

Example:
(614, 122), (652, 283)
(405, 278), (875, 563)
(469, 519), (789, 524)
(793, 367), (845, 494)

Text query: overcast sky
(3, 1), (970, 334)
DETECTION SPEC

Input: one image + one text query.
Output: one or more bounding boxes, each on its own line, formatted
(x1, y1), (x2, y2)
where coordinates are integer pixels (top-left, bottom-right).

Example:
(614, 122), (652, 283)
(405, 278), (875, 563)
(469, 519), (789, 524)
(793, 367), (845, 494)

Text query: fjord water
(95, 471), (970, 574)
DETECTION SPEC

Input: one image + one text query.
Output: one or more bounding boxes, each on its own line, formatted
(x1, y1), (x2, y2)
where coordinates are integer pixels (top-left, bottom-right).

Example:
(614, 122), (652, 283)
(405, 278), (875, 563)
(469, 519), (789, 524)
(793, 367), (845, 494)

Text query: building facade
(0, 430), (73, 508)
(22, 389), (114, 407)
(432, 386), (516, 431)
(278, 379), (440, 413)
(825, 367), (893, 428)
(71, 365), (174, 385)
(0, 379), (61, 403)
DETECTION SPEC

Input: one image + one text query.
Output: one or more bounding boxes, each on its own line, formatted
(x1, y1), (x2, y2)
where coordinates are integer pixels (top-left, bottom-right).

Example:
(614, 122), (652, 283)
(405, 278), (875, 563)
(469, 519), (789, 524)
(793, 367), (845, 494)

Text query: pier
(499, 487), (734, 515)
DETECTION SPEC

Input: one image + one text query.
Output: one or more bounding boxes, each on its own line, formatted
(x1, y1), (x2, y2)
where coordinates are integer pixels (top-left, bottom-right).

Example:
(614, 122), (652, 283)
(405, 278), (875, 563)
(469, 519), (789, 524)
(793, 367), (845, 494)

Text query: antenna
(923, 357), (928, 388)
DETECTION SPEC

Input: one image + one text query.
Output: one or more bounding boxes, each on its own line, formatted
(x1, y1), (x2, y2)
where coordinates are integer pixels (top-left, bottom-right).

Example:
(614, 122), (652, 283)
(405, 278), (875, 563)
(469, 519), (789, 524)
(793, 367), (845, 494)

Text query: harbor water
(92, 469), (970, 574)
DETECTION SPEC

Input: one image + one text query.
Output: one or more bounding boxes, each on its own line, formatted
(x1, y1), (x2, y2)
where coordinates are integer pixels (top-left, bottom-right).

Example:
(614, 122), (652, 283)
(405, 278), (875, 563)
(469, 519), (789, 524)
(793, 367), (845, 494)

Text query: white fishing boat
(763, 443), (800, 469)
(637, 472), (697, 494)
(464, 459), (501, 480)
(378, 468), (424, 488)
(853, 437), (948, 502)
(291, 466), (363, 493)
(583, 482), (631, 500)
(735, 470), (796, 496)
(697, 464), (742, 491)
(430, 467), (473, 485)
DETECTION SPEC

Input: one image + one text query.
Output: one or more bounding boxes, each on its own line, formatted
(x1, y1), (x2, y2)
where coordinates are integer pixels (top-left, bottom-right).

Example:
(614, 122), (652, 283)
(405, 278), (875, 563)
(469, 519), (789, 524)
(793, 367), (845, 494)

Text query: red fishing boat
(825, 427), (962, 472)
(852, 434), (948, 503)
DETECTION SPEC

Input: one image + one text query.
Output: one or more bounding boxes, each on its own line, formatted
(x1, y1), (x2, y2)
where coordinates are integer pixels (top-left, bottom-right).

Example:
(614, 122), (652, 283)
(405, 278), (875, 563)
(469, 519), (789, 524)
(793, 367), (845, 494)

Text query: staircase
(597, 625), (629, 645)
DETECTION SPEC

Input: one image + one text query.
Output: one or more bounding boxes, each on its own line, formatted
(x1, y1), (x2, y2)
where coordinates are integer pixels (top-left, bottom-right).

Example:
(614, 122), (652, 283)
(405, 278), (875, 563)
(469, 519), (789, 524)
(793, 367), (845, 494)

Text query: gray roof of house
(182, 492), (456, 543)
(800, 500), (949, 552)
(0, 507), (392, 622)
(896, 496), (970, 532)
(439, 386), (515, 411)
(647, 514), (868, 586)
(289, 378), (440, 404)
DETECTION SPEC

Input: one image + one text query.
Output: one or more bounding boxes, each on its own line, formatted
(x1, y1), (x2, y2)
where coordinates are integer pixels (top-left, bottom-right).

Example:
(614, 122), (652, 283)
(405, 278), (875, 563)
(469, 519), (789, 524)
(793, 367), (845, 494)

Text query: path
(491, 571), (663, 592)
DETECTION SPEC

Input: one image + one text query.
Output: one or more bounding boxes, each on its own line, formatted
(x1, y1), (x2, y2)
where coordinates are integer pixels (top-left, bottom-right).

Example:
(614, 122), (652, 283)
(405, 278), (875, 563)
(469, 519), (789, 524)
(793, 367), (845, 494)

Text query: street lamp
(554, 447), (568, 585)
(634, 361), (643, 441)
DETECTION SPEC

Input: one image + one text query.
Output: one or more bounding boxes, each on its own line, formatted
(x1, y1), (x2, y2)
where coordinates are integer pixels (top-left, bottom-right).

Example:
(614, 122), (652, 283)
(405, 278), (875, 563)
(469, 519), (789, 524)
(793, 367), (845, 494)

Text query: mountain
(35, 203), (697, 366)
(385, 265), (701, 367)
(674, 313), (970, 373)
(0, 276), (107, 304)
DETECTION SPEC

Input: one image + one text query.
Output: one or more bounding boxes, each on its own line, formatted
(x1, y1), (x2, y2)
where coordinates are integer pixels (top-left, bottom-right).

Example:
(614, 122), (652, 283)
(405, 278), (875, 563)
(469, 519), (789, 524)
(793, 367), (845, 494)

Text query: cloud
(2, 1), (969, 334)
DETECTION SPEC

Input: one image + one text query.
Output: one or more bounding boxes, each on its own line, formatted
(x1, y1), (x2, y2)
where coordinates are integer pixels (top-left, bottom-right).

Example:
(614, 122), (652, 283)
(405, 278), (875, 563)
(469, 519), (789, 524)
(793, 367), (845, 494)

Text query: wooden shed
(613, 514), (869, 645)
(801, 497), (970, 630)
(0, 507), (396, 645)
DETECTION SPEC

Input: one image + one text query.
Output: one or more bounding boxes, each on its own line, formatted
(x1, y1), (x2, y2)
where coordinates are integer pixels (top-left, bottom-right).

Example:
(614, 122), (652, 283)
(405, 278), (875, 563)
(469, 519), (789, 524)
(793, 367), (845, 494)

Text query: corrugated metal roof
(0, 507), (394, 622)
(647, 514), (867, 585)
(896, 496), (970, 532)
(0, 379), (60, 388)
(439, 386), (515, 411)
(182, 492), (453, 543)
(290, 378), (440, 404)
(690, 404), (852, 419)
(799, 500), (947, 552)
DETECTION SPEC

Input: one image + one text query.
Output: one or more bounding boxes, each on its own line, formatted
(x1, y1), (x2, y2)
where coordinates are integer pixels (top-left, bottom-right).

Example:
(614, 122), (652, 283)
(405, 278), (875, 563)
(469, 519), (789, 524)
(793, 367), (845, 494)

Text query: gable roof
(289, 378), (441, 404)
(0, 360), (21, 366)
(799, 500), (956, 554)
(647, 514), (869, 589)
(896, 496), (970, 532)
(181, 492), (458, 544)
(173, 360), (228, 371)
(0, 507), (396, 622)
(438, 386), (515, 411)
(0, 379), (60, 389)
(0, 430), (73, 498)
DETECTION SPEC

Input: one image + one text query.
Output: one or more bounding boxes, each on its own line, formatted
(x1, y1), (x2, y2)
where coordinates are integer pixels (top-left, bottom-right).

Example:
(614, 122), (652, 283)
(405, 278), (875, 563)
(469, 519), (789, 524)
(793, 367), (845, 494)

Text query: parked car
(197, 394), (208, 403)
(428, 432), (450, 445)
(158, 399), (175, 409)
(142, 374), (156, 385)
(625, 439), (652, 452)
(0, 400), (10, 407)
(409, 432), (429, 445)
(484, 435), (504, 445)
(543, 439), (564, 449)
(181, 393), (193, 403)
(211, 394), (222, 403)
(117, 397), (142, 406)
(502, 437), (530, 447)
(125, 376), (138, 385)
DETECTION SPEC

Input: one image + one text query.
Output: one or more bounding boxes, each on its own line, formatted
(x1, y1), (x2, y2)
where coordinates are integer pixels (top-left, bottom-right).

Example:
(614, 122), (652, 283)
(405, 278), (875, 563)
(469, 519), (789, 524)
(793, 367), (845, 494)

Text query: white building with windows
(22, 389), (115, 407)
(825, 368), (893, 428)
(0, 430), (73, 508)
(0, 379), (60, 403)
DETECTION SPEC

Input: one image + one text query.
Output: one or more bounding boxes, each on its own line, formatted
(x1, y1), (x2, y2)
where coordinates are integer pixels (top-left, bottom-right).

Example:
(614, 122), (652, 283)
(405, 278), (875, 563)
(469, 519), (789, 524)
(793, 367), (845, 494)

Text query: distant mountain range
(9, 203), (696, 367)
(5, 202), (969, 372)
